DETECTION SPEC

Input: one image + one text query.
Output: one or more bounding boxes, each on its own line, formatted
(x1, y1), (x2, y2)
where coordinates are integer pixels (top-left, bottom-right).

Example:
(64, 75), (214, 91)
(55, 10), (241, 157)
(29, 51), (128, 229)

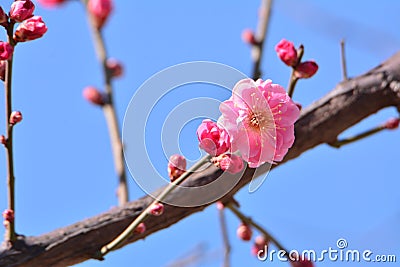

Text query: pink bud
(294, 61), (318, 79)
(0, 135), (6, 146)
(197, 119), (231, 157)
(83, 86), (106, 106)
(212, 154), (244, 174)
(37, 0), (66, 8)
(14, 16), (48, 43)
(384, 117), (400, 130)
(0, 7), (8, 24)
(10, 111), (22, 125)
(2, 209), (14, 223)
(0, 42), (13, 61)
(0, 60), (6, 81)
(275, 39), (298, 67)
(106, 58), (123, 78)
(216, 201), (224, 210)
(237, 222), (252, 241)
(242, 29), (257, 45)
(88, 0), (113, 29)
(10, 0), (35, 22)
(148, 203), (164, 216)
(251, 235), (269, 257)
(168, 154), (186, 182)
(134, 222), (146, 234)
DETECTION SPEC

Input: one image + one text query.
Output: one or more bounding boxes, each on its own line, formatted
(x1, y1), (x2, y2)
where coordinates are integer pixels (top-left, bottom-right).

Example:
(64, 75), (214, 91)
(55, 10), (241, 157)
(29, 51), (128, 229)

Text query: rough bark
(1, 52), (400, 267)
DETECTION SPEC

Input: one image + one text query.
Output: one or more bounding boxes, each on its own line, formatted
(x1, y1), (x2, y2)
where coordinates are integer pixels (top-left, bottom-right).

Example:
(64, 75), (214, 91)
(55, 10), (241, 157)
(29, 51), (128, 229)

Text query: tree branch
(1, 52), (400, 267)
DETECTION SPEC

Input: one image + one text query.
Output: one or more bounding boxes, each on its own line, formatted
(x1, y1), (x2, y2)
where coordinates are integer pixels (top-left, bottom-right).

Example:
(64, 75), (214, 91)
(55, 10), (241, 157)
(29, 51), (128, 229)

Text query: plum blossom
(167, 154), (186, 182)
(88, 0), (113, 29)
(9, 0), (35, 23)
(219, 78), (299, 167)
(212, 154), (244, 174)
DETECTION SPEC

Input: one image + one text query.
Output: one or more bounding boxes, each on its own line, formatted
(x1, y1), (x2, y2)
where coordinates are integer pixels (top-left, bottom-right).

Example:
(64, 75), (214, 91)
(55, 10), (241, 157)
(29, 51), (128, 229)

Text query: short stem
(329, 125), (385, 148)
(4, 22), (16, 243)
(218, 207), (231, 267)
(94, 155), (211, 259)
(287, 45), (304, 98)
(82, 1), (129, 205)
(226, 203), (289, 256)
(340, 39), (348, 81)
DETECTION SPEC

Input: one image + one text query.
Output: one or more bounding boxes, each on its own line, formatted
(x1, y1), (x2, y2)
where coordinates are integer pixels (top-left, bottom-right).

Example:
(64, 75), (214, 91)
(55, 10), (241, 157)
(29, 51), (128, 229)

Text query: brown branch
(251, 0), (273, 80)
(1, 52), (400, 267)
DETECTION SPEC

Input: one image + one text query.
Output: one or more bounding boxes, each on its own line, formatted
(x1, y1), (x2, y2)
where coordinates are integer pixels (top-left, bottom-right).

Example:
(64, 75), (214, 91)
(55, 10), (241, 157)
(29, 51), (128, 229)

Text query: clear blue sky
(0, 0), (399, 266)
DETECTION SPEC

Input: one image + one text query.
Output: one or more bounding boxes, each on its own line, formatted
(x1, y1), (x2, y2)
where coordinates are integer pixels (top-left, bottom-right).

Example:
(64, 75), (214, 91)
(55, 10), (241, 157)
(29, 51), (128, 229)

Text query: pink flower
(148, 203), (164, 216)
(14, 16), (48, 42)
(83, 86), (106, 106)
(0, 42), (13, 61)
(237, 222), (252, 241)
(242, 29), (257, 45)
(294, 61), (318, 79)
(197, 119), (231, 156)
(384, 117), (400, 130)
(0, 60), (6, 81)
(0, 7), (8, 24)
(37, 0), (66, 8)
(10, 111), (23, 125)
(219, 79), (299, 167)
(9, 0), (35, 22)
(167, 154), (186, 182)
(212, 154), (244, 174)
(88, 0), (113, 29)
(106, 58), (123, 78)
(275, 39), (298, 67)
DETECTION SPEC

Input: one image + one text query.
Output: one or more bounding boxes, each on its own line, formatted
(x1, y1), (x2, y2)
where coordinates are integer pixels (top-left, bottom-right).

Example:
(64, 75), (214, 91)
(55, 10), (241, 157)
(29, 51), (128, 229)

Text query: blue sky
(0, 0), (399, 266)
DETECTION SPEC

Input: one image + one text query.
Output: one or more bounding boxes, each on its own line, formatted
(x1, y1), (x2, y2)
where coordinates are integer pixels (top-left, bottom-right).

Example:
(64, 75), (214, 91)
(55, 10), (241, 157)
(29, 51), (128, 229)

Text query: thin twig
(251, 0), (274, 80)
(287, 45), (304, 98)
(328, 125), (386, 148)
(82, 0), (129, 205)
(4, 21), (16, 243)
(226, 203), (289, 255)
(94, 156), (211, 260)
(340, 39), (348, 81)
(218, 207), (231, 267)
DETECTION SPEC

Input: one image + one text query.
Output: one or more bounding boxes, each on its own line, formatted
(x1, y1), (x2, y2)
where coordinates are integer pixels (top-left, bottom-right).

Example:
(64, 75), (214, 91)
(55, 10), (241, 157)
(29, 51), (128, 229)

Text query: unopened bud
(0, 42), (13, 61)
(168, 154), (186, 182)
(148, 202), (164, 216)
(384, 117), (400, 130)
(0, 135), (6, 146)
(242, 29), (257, 45)
(14, 16), (48, 43)
(237, 222), (252, 241)
(275, 39), (298, 67)
(251, 235), (269, 257)
(212, 154), (244, 174)
(9, 0), (35, 22)
(10, 111), (23, 125)
(294, 61), (318, 79)
(88, 0), (113, 29)
(83, 86), (107, 106)
(0, 7), (8, 24)
(134, 222), (146, 234)
(2, 209), (14, 223)
(106, 58), (123, 78)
